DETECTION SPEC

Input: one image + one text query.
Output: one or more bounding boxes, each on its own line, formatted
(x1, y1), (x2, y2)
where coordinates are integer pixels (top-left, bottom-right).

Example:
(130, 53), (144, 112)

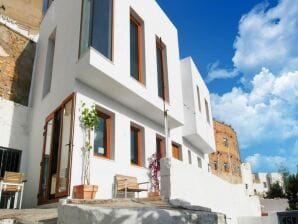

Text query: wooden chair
(114, 175), (149, 199)
(0, 172), (25, 209)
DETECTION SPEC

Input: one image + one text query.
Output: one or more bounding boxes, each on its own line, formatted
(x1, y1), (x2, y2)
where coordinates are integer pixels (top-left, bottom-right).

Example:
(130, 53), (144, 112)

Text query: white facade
(20, 0), (263, 222)
(24, 0), (213, 207)
(0, 97), (29, 172)
(241, 163), (254, 196)
(180, 57), (216, 154)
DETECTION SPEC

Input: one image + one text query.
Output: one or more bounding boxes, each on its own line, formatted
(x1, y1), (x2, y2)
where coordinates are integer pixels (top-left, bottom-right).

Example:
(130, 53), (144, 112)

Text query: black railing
(0, 147), (22, 177)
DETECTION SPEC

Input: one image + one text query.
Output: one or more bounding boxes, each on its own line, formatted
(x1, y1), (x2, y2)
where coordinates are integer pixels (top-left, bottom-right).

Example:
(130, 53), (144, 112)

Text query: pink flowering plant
(148, 153), (161, 192)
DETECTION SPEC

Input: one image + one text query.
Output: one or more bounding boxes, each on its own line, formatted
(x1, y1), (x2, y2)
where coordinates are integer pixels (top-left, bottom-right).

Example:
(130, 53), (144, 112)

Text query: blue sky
(157, 0), (298, 173)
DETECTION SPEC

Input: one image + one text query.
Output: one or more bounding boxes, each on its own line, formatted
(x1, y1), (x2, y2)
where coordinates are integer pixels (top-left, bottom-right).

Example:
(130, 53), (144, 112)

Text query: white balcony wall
(180, 57), (215, 153)
(161, 158), (262, 224)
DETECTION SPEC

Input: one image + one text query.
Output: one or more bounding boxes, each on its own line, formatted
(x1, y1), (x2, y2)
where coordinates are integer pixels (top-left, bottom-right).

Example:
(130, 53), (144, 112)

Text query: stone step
(58, 199), (226, 224)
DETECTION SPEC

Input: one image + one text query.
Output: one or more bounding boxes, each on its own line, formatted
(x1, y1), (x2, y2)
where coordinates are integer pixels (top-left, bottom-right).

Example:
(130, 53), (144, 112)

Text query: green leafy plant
(266, 182), (285, 199)
(80, 102), (99, 185)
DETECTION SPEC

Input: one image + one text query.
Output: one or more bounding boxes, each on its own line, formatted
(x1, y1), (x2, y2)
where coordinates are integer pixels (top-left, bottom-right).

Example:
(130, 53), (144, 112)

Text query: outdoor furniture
(114, 175), (149, 199)
(0, 172), (25, 209)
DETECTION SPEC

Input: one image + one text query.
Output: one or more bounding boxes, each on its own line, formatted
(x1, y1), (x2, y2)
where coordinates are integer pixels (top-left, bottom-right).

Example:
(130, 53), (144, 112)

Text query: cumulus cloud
(206, 0), (298, 82)
(211, 68), (298, 146)
(206, 62), (239, 83)
(245, 153), (286, 172)
(244, 140), (298, 172)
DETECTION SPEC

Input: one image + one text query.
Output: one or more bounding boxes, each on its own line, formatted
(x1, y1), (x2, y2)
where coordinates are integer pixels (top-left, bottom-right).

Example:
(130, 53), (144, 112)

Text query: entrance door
(38, 95), (74, 204)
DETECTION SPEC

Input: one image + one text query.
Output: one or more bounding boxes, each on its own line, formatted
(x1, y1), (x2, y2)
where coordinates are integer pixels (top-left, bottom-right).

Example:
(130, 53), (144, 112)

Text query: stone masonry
(0, 24), (36, 106)
(209, 120), (242, 184)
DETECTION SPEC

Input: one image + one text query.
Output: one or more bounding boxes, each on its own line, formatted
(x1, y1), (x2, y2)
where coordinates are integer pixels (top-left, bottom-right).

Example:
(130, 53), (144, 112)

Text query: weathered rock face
(0, 24), (36, 106)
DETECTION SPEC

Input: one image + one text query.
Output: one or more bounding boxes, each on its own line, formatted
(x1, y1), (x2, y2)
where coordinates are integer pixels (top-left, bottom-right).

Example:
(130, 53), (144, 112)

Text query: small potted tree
(148, 153), (161, 197)
(73, 103), (99, 199)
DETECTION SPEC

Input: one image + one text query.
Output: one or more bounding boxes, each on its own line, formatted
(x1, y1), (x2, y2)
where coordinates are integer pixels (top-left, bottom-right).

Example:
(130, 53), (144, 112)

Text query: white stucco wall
(0, 97), (28, 172)
(161, 158), (262, 224)
(24, 0), (187, 207)
(180, 57), (215, 154)
(241, 163), (254, 196)
(69, 89), (209, 200)
(253, 173), (270, 196)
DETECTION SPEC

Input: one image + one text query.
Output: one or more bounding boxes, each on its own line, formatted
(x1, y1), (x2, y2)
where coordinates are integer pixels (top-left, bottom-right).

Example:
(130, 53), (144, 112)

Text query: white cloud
(245, 140), (298, 172)
(206, 0), (298, 82)
(245, 153), (286, 172)
(211, 69), (298, 146)
(206, 62), (239, 83)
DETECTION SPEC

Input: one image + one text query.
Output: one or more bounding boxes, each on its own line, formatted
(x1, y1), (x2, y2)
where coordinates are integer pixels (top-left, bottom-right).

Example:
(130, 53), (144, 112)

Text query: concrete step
(58, 199), (226, 224)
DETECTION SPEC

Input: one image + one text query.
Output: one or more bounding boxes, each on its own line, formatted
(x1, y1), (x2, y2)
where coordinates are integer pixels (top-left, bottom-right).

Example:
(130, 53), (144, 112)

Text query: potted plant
(73, 103), (99, 199)
(148, 153), (161, 197)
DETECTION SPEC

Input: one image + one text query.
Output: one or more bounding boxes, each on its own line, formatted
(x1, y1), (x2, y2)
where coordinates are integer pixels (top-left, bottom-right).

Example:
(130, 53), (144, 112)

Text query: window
(43, 30), (56, 98)
(43, 0), (54, 14)
(197, 157), (202, 168)
(214, 161), (218, 170)
(188, 150), (192, 164)
(172, 143), (182, 161)
(245, 184), (248, 190)
(156, 38), (168, 101)
(223, 137), (228, 147)
(196, 86), (201, 112)
(130, 13), (143, 83)
(0, 147), (22, 178)
(156, 136), (165, 159)
(205, 99), (210, 123)
(224, 162), (229, 172)
(94, 111), (111, 158)
(131, 126), (142, 166)
(79, 0), (113, 60)
(263, 182), (267, 188)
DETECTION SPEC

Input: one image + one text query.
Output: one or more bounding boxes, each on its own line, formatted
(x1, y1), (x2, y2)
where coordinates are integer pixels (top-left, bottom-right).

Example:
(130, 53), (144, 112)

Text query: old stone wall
(209, 120), (242, 184)
(0, 24), (36, 106)
(0, 0), (42, 34)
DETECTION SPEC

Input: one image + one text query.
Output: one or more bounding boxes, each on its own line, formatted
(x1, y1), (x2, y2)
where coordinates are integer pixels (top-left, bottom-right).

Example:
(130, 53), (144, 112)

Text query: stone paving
(0, 209), (57, 224)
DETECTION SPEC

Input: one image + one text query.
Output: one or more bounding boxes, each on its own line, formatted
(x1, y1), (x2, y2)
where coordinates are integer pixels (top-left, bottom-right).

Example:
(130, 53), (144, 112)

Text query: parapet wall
(160, 158), (261, 224)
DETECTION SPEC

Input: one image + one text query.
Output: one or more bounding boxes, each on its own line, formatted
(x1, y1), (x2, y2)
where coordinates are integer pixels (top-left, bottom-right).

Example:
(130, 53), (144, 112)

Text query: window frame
(130, 13), (144, 83)
(205, 99), (210, 124)
(172, 142), (182, 161)
(130, 125), (142, 166)
(156, 135), (165, 159)
(196, 86), (201, 112)
(197, 157), (202, 168)
(38, 93), (75, 205)
(188, 150), (192, 164)
(79, 0), (114, 61)
(93, 110), (111, 159)
(156, 38), (169, 102)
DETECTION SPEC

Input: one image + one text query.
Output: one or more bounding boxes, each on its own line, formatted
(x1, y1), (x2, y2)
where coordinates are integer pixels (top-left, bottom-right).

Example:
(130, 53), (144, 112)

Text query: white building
(21, 0), (261, 223)
(252, 172), (284, 197)
(24, 0), (213, 206)
(241, 163), (254, 196)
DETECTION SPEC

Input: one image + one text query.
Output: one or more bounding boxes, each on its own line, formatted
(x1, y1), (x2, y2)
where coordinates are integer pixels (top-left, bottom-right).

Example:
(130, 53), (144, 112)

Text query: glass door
(38, 95), (74, 204)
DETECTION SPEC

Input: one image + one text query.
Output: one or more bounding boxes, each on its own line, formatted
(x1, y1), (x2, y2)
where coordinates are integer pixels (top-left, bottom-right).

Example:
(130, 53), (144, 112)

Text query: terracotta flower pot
(148, 191), (160, 198)
(73, 184), (98, 199)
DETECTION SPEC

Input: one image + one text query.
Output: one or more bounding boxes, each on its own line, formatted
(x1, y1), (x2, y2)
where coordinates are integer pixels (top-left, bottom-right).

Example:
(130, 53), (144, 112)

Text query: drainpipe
(164, 108), (170, 158)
